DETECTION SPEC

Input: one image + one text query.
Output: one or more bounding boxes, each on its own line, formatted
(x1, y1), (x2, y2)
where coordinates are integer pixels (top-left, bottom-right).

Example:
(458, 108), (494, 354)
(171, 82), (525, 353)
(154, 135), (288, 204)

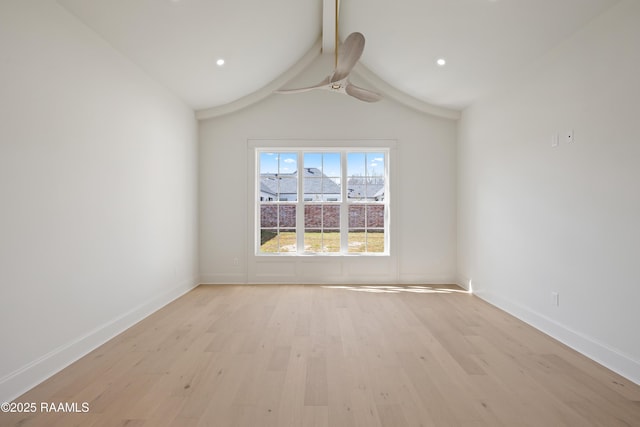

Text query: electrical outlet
(551, 292), (559, 307)
(233, 257), (239, 266)
(551, 133), (559, 147)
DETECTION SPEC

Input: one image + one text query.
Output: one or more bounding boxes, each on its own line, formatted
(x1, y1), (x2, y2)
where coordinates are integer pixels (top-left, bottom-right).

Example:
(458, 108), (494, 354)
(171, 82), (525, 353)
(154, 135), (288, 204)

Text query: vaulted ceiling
(58, 0), (619, 114)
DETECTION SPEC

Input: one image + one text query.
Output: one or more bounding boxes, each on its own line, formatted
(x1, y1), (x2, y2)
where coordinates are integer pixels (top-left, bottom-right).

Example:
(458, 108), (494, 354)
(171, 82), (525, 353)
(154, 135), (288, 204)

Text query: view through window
(257, 149), (388, 255)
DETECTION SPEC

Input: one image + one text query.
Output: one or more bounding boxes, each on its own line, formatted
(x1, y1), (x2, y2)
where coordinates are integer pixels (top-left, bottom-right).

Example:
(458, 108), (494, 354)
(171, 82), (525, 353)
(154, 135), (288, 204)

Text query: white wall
(0, 1), (199, 401)
(457, 0), (640, 383)
(199, 55), (457, 284)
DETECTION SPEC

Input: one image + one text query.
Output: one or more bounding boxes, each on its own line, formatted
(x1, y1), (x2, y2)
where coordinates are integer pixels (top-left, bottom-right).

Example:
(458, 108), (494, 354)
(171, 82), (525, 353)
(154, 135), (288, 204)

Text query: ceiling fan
(275, 1), (381, 103)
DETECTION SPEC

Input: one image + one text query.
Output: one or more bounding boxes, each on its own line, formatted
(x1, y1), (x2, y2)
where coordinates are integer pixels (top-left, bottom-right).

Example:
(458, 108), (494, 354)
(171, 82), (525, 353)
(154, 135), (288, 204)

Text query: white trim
(474, 289), (640, 386)
(352, 63), (461, 121)
(322, 0), (337, 55)
(247, 139), (399, 283)
(248, 139), (398, 149)
(0, 279), (198, 403)
(199, 274), (247, 284)
(194, 40), (460, 122)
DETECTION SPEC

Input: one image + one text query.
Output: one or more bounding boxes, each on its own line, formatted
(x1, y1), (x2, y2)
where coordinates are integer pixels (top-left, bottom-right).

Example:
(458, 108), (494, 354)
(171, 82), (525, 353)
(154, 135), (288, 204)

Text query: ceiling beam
(195, 38), (461, 122)
(322, 0), (337, 54)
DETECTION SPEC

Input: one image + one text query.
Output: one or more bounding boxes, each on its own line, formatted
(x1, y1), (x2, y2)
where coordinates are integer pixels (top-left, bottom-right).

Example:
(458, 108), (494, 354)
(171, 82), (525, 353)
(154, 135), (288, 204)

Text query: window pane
(347, 152), (385, 202)
(279, 153), (297, 173)
(260, 152), (279, 174)
(278, 229), (297, 252)
(366, 205), (385, 228)
(348, 229), (366, 253)
(260, 176), (277, 202)
(366, 152), (385, 176)
(260, 229), (298, 253)
(259, 204), (297, 253)
(303, 153), (341, 202)
(304, 205), (340, 253)
(259, 152), (297, 202)
(260, 229), (279, 252)
(323, 205), (340, 228)
(324, 177), (341, 202)
(260, 205), (278, 228)
(323, 178), (341, 201)
(279, 205), (296, 228)
(279, 177), (297, 201)
(304, 205), (322, 228)
(348, 204), (385, 253)
(304, 230), (341, 253)
(324, 153), (341, 175)
(366, 230), (385, 253)
(322, 230), (340, 252)
(304, 177), (323, 201)
(348, 205), (365, 227)
(259, 152), (297, 173)
(347, 152), (366, 177)
(303, 153), (323, 170)
(347, 229), (386, 253)
(304, 231), (321, 252)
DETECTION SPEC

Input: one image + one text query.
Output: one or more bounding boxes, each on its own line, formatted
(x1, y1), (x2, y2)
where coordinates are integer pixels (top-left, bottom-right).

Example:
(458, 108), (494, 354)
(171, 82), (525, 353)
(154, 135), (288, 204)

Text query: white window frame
(250, 140), (394, 257)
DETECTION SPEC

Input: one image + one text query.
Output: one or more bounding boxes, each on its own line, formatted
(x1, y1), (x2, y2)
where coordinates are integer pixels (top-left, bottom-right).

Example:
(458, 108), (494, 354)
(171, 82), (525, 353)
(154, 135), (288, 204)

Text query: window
(256, 148), (389, 255)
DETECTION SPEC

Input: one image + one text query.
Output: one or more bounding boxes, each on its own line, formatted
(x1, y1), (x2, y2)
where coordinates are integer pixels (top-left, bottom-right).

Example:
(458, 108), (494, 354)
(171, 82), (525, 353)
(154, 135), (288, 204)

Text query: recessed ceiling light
(216, 59), (225, 66)
(436, 58), (446, 67)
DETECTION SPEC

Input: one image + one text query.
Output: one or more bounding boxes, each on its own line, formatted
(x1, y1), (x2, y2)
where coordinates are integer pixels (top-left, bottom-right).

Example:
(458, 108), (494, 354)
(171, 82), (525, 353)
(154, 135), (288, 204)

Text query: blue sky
(260, 152), (385, 177)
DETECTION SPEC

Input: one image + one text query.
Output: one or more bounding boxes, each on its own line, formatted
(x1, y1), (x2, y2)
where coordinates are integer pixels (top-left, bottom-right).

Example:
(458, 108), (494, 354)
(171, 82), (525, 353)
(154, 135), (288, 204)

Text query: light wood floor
(3, 285), (640, 427)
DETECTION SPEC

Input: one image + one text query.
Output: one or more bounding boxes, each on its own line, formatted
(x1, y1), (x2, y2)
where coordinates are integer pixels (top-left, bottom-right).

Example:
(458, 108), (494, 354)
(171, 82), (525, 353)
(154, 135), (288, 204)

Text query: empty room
(1, 0), (639, 426)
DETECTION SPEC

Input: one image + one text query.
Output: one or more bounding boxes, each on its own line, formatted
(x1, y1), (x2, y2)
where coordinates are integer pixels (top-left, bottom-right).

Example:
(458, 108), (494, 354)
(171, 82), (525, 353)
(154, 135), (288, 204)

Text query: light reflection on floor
(321, 285), (470, 294)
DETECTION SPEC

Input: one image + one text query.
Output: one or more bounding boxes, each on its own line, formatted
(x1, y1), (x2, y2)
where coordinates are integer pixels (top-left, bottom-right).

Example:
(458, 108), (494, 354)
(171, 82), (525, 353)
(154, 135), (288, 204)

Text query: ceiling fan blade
(331, 32), (365, 82)
(345, 83), (382, 103)
(275, 77), (330, 94)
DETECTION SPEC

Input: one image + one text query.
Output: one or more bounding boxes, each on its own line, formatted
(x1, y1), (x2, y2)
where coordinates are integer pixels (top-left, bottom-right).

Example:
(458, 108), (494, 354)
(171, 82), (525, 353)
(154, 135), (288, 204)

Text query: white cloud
(283, 158), (296, 163)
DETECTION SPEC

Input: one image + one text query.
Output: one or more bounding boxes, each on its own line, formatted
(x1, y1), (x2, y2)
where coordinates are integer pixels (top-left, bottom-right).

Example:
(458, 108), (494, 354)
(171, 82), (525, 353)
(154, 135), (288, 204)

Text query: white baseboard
(201, 274), (459, 286)
(0, 279), (198, 403)
(397, 275), (460, 286)
(199, 273), (247, 284)
(473, 288), (640, 386)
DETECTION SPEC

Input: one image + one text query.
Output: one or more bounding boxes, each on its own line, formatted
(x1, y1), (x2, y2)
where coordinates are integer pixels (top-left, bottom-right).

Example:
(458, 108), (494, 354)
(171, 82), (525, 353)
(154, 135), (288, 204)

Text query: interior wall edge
(455, 276), (470, 292)
(0, 279), (199, 403)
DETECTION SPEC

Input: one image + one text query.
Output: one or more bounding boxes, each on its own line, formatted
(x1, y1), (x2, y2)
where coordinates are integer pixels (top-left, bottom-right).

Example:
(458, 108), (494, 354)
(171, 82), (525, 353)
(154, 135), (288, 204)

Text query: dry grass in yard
(260, 231), (384, 253)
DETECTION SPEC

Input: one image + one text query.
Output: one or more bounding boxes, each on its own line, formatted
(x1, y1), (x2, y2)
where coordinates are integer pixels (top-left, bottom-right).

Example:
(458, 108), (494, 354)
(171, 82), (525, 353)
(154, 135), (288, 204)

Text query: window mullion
(296, 151), (304, 254)
(340, 151), (348, 254)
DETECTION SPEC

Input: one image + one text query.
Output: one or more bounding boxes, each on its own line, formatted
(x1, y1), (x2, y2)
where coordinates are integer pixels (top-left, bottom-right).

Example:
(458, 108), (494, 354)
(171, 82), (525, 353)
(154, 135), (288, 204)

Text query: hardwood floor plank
(275, 336), (310, 426)
(302, 406), (329, 427)
(304, 356), (329, 406)
(2, 284), (639, 427)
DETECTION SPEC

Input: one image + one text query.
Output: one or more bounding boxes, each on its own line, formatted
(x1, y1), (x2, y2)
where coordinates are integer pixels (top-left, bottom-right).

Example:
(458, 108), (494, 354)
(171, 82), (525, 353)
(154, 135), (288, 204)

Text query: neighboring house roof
(261, 168), (341, 195)
(347, 183), (385, 199)
(260, 181), (277, 196)
(373, 187), (385, 200)
(261, 168), (385, 199)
